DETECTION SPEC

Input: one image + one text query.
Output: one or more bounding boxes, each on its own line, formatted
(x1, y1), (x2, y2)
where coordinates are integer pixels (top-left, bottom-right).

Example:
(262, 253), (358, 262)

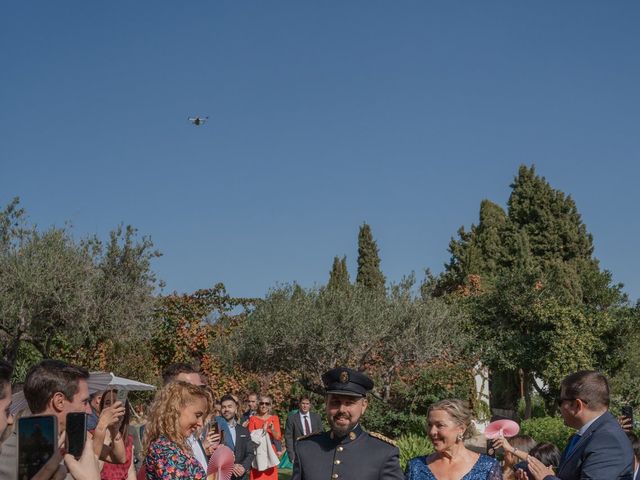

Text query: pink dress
(247, 415), (281, 480)
(101, 435), (134, 480)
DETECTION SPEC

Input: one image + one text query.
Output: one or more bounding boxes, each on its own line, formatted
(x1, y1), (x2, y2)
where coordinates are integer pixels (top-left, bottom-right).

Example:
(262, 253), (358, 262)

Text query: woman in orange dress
(247, 395), (282, 480)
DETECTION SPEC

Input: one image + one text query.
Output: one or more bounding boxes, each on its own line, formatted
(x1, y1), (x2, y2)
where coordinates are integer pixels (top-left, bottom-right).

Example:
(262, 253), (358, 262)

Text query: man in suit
(218, 393), (255, 480)
(292, 367), (403, 480)
(526, 370), (634, 480)
(240, 392), (258, 427)
(285, 395), (322, 464)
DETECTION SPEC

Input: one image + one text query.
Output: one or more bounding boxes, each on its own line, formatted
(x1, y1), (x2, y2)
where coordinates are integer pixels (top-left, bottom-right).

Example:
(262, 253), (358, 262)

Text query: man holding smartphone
(8, 359), (103, 480)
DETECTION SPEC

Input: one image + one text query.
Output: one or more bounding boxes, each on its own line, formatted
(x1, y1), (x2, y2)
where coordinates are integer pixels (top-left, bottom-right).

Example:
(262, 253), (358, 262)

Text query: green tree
(224, 281), (469, 400)
(356, 223), (385, 294)
(439, 166), (626, 417)
(327, 256), (350, 291)
(0, 198), (161, 382)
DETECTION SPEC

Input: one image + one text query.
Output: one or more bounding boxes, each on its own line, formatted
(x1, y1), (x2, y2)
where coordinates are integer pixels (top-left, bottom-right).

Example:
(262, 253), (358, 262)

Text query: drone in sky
(188, 116), (209, 126)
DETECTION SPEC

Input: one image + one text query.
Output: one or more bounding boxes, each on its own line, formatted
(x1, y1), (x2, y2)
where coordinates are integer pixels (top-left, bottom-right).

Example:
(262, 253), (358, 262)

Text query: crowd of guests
(0, 358), (638, 480)
(0, 360), (319, 480)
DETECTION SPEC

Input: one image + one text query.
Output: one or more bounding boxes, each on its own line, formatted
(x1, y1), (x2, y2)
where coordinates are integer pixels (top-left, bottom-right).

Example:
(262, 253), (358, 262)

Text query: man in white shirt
(214, 394), (254, 480)
(284, 396), (322, 464)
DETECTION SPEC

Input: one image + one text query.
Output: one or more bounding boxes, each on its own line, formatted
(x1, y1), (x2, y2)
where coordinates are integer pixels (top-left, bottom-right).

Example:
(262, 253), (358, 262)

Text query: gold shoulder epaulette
(369, 432), (396, 446)
(297, 431), (322, 441)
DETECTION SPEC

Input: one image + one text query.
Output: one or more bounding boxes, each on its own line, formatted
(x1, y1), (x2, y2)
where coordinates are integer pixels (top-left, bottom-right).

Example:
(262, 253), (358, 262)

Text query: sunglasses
(259, 401), (271, 406)
(556, 397), (576, 406)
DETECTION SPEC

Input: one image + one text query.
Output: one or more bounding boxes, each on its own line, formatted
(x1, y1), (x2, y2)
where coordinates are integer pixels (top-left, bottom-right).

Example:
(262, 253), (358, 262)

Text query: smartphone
(209, 420), (219, 435)
(514, 460), (531, 477)
(622, 404), (634, 426)
(207, 420), (224, 444)
(18, 415), (58, 479)
(66, 412), (87, 459)
(486, 439), (495, 457)
(116, 389), (128, 404)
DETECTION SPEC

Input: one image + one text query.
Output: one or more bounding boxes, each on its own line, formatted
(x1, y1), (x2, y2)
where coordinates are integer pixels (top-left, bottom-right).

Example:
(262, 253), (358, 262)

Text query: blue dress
(405, 454), (502, 480)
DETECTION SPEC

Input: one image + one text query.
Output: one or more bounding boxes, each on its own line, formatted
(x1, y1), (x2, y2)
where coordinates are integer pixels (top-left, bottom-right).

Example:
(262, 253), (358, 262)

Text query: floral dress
(405, 454), (502, 480)
(144, 435), (206, 479)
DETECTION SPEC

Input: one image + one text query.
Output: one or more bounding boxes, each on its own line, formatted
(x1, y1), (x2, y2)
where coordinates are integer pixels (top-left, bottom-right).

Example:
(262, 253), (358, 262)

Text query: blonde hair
(143, 381), (210, 453)
(427, 398), (476, 440)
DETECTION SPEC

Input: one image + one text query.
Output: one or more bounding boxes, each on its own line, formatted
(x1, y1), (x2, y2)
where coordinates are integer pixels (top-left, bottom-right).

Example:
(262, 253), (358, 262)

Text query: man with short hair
(23, 359), (93, 436)
(526, 370), (634, 480)
(162, 362), (206, 387)
(162, 362), (209, 472)
(217, 394), (254, 480)
(240, 392), (258, 426)
(21, 359), (103, 479)
(292, 367), (403, 480)
(284, 395), (322, 464)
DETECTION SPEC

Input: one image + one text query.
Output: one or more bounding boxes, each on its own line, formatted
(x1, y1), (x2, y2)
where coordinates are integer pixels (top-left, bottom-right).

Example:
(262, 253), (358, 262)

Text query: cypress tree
(356, 223), (385, 294)
(328, 256), (350, 290)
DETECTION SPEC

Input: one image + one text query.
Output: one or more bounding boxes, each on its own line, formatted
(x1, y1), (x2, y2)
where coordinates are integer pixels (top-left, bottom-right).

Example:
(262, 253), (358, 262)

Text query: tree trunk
(523, 371), (533, 419)
(3, 333), (21, 365)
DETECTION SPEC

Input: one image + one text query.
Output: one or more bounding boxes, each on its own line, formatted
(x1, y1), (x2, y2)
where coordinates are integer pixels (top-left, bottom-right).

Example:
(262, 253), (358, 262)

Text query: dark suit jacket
(229, 423), (255, 480)
(240, 410), (255, 425)
(544, 411), (633, 480)
(292, 424), (403, 480)
(284, 411), (322, 462)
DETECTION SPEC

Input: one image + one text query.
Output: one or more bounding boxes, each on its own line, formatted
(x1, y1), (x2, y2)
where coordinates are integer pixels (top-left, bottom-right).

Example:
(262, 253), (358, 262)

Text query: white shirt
(299, 412), (312, 435)
(228, 419), (237, 446)
(187, 434), (208, 472)
(577, 411), (606, 436)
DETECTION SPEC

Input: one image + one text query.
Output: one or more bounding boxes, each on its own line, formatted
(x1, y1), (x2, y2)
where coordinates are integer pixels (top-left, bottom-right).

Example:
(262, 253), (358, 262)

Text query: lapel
(559, 411), (611, 472)
(234, 424), (249, 454)
(295, 412), (304, 435)
(310, 412), (319, 431)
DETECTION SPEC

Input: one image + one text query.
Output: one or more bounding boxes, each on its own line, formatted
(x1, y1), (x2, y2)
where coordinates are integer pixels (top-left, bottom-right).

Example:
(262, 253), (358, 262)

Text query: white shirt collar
(577, 411), (606, 436)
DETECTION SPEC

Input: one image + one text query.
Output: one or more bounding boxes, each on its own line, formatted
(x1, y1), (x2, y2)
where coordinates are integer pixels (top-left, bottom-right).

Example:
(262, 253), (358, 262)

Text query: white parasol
(10, 371), (156, 415)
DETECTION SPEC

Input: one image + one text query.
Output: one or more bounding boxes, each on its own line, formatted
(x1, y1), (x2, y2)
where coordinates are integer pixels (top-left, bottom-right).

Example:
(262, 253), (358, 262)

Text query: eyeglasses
(259, 402), (271, 406)
(556, 397), (576, 406)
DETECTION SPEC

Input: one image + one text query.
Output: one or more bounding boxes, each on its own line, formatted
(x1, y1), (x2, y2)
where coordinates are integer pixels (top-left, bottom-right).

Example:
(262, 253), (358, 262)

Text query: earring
(456, 434), (464, 442)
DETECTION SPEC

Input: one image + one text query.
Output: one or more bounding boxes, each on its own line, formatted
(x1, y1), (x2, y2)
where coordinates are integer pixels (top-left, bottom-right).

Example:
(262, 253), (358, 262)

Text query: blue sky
(1, 1), (639, 301)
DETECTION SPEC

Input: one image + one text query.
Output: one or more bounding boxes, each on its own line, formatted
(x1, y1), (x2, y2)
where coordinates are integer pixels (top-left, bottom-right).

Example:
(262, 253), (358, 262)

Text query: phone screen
(66, 412), (87, 459)
(18, 415), (58, 479)
(116, 389), (128, 404)
(486, 439), (495, 457)
(622, 405), (634, 425)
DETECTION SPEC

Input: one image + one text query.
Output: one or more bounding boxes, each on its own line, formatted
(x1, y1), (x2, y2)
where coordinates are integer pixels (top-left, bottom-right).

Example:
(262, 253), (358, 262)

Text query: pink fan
(207, 445), (235, 480)
(484, 419), (520, 439)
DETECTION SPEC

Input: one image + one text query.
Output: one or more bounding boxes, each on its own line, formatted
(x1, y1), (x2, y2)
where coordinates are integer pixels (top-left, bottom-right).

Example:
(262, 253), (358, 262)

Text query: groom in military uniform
(292, 367), (403, 480)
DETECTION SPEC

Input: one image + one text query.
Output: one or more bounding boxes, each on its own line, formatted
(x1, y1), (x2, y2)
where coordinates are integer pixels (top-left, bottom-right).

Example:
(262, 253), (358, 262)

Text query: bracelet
(512, 447), (519, 454)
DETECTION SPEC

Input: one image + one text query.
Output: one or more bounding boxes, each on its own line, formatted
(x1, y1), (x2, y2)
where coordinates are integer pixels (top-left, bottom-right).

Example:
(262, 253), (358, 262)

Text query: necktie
(564, 433), (581, 459)
(304, 415), (311, 435)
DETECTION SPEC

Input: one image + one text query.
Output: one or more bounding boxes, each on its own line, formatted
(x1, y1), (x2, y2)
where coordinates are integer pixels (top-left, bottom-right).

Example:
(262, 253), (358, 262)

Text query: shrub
(396, 433), (434, 471)
(520, 416), (573, 450)
(362, 400), (427, 438)
(517, 394), (549, 419)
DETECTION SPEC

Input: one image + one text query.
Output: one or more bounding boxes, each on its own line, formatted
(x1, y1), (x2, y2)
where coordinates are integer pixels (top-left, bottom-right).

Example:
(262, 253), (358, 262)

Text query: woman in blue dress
(406, 399), (502, 480)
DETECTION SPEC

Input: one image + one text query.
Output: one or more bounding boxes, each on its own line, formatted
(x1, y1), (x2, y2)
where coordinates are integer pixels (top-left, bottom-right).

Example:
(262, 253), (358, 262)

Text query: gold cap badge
(340, 371), (349, 383)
